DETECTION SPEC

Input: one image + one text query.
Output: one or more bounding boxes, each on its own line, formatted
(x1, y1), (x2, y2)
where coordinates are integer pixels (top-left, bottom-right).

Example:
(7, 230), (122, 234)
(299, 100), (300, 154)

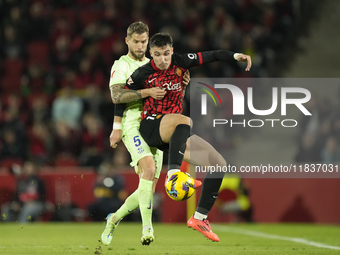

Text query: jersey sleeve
(114, 103), (126, 117)
(109, 60), (128, 88)
(124, 68), (144, 90)
(175, 50), (235, 69)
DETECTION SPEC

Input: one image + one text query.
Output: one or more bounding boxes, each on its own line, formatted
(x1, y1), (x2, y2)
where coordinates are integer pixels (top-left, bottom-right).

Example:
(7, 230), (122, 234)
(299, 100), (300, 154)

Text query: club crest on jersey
(176, 68), (182, 77)
(127, 77), (133, 85)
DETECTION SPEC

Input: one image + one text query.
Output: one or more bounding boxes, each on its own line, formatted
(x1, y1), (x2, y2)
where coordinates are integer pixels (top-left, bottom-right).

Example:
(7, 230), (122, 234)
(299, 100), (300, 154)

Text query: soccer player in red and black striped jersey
(125, 40), (250, 121)
(118, 32), (251, 241)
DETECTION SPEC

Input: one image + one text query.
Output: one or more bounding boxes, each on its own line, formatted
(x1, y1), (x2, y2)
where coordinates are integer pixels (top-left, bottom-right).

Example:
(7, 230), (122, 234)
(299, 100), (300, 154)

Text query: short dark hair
(127, 21), (149, 38)
(149, 33), (173, 49)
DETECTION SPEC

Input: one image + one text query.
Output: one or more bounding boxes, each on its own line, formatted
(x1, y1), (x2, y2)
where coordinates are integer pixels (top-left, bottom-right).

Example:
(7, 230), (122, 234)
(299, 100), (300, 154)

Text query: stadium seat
(0, 188), (14, 205)
(53, 9), (76, 24)
(0, 158), (24, 168)
(78, 9), (101, 27)
(26, 92), (50, 108)
(1, 58), (25, 76)
(76, 0), (97, 6)
(27, 41), (49, 66)
(29, 0), (48, 4)
(0, 93), (23, 108)
(1, 76), (22, 93)
(54, 155), (79, 167)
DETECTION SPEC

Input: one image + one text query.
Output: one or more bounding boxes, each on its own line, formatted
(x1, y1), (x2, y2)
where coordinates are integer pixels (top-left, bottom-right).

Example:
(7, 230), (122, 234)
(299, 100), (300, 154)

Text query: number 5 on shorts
(134, 135), (141, 147)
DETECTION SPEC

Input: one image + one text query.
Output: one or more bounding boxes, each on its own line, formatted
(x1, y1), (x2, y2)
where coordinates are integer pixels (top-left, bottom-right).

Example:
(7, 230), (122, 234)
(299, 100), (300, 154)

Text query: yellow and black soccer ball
(165, 172), (196, 201)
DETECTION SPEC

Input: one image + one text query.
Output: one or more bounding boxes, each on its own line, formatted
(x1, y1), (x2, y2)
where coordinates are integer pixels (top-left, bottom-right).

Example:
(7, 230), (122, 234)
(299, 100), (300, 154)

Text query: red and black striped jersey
(125, 50), (234, 119)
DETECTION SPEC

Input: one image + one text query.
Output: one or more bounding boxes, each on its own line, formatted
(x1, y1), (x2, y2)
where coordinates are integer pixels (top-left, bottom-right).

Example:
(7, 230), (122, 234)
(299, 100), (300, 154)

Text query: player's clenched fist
(148, 87), (167, 100)
(110, 129), (122, 148)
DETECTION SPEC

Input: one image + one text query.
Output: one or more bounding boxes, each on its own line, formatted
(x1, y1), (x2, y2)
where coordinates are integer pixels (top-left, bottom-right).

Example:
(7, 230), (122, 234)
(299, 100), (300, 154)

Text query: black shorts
(139, 114), (170, 152)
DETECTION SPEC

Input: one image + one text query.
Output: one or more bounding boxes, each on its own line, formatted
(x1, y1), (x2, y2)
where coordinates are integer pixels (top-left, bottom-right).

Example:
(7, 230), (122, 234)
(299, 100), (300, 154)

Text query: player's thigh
(159, 114), (192, 143)
(122, 128), (153, 171)
(139, 115), (169, 151)
(123, 128), (163, 179)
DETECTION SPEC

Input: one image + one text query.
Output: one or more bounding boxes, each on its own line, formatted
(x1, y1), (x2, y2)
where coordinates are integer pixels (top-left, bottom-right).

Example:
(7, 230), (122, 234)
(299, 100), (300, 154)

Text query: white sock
(193, 211), (207, 221)
(167, 169), (180, 178)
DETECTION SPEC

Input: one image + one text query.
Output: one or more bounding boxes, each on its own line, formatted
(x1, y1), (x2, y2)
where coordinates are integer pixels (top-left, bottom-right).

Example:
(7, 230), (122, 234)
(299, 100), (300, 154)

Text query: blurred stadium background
(1, 0), (340, 233)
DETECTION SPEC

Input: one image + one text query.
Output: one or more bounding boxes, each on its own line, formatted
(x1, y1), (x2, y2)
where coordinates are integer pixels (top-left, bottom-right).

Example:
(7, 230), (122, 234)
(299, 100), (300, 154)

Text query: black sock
(168, 124), (191, 170)
(196, 171), (225, 215)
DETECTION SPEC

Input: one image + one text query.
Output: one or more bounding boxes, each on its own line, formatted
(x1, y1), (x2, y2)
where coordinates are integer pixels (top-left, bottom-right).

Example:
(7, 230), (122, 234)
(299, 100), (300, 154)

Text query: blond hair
(127, 21), (149, 38)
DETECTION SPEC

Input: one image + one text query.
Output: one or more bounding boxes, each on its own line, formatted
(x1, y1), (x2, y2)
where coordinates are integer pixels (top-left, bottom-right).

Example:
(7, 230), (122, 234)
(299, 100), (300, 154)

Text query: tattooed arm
(110, 83), (166, 104)
(110, 83), (142, 104)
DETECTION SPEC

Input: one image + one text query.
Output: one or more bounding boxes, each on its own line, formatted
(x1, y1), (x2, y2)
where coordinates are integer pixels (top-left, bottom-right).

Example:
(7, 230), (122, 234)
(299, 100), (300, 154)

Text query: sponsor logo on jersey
(162, 82), (181, 91)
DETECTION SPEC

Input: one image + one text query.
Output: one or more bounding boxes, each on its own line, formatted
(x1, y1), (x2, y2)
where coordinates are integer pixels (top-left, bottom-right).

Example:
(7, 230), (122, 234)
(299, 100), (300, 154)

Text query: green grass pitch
(0, 222), (340, 255)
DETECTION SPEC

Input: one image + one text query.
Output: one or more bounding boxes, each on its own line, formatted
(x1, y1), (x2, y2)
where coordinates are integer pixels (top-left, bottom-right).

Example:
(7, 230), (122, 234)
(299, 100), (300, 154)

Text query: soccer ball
(165, 172), (196, 201)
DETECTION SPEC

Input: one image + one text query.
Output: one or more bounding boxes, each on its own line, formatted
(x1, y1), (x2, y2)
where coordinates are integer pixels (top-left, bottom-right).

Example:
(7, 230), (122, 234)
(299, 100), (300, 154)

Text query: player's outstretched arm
(110, 83), (166, 104)
(178, 50), (251, 71)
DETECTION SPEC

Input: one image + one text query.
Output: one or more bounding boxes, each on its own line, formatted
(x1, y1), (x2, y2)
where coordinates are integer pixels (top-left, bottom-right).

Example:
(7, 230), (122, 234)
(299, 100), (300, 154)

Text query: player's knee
(138, 157), (156, 180)
(177, 115), (191, 126)
(143, 169), (155, 181)
(219, 156), (227, 166)
(219, 158), (227, 167)
(145, 158), (156, 174)
(210, 152), (226, 166)
(189, 118), (193, 128)
(144, 164), (156, 176)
